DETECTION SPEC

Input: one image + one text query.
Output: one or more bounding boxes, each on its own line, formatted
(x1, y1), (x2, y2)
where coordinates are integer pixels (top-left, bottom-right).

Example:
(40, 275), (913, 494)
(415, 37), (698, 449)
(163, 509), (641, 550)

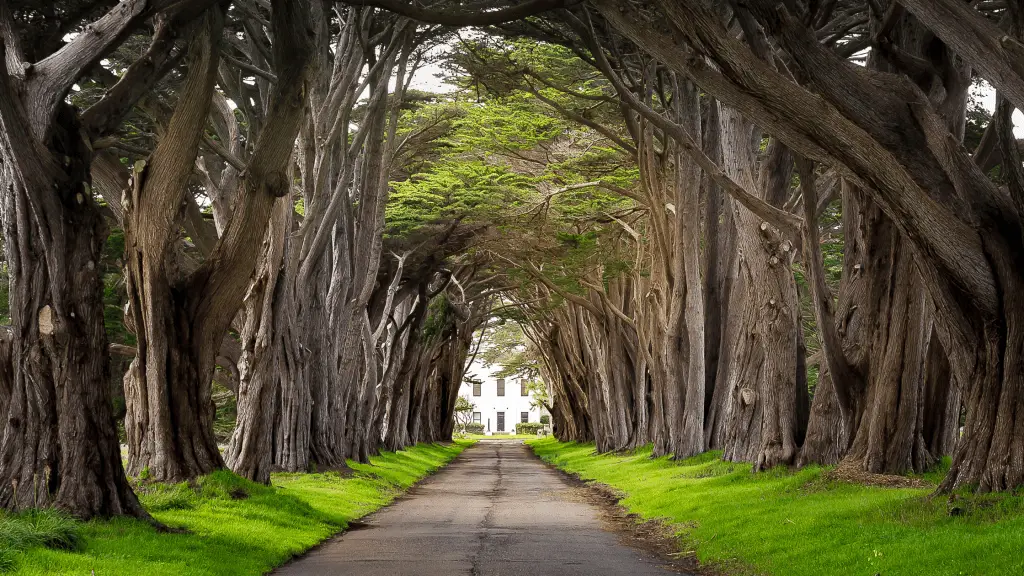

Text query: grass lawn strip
(2, 441), (470, 575)
(528, 438), (1024, 576)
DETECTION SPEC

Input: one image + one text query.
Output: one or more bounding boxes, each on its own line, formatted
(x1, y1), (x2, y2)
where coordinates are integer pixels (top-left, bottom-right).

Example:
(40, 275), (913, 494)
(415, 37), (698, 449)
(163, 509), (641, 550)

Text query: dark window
(496, 378), (505, 396)
(497, 412), (505, 432)
(472, 382), (481, 396)
(521, 381), (529, 396)
(521, 412), (529, 423)
(473, 412), (481, 424)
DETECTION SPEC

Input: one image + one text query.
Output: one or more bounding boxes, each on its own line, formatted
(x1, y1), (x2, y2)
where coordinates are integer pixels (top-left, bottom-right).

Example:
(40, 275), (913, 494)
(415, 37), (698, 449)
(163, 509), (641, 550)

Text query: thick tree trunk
(841, 255), (935, 474)
(939, 225), (1024, 492)
(798, 366), (848, 466)
(123, 14), (225, 482)
(225, 199), (291, 483)
(0, 106), (145, 518)
(123, 299), (224, 481)
(821, 180), (943, 476)
(720, 292), (765, 463)
(716, 105), (803, 469)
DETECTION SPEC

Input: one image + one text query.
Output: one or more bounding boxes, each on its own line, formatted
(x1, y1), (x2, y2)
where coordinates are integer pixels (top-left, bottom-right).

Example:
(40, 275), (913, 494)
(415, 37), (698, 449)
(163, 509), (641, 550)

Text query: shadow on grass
(4, 441), (469, 576)
(527, 437), (1024, 576)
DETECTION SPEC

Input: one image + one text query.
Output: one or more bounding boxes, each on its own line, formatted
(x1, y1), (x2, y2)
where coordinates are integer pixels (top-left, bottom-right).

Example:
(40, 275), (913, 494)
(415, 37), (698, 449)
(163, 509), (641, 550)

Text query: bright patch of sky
(974, 80), (1024, 137)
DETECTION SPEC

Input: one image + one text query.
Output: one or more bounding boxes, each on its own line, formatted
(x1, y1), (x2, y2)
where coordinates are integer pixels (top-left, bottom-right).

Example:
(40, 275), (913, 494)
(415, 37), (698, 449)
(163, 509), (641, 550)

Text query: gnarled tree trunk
(0, 106), (145, 518)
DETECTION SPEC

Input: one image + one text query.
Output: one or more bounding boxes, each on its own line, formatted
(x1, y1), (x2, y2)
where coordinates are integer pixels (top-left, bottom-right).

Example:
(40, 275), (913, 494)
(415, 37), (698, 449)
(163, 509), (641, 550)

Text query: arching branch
(335, 0), (568, 26)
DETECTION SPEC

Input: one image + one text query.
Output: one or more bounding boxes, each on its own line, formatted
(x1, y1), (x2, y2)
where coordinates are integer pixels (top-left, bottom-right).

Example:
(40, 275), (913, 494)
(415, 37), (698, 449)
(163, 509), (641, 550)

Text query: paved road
(274, 440), (685, 576)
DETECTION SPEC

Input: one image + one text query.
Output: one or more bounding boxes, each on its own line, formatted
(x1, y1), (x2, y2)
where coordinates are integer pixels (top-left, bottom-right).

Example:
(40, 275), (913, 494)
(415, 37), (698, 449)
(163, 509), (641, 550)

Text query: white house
(459, 359), (544, 435)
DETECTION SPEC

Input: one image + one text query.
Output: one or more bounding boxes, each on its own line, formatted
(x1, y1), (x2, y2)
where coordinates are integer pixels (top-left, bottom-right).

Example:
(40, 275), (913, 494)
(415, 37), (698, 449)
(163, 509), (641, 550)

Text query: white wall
(459, 358), (543, 434)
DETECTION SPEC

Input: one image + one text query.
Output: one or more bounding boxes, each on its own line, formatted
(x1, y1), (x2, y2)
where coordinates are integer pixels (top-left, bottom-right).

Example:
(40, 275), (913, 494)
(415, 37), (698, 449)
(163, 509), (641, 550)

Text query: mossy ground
(2, 441), (470, 575)
(529, 438), (1024, 576)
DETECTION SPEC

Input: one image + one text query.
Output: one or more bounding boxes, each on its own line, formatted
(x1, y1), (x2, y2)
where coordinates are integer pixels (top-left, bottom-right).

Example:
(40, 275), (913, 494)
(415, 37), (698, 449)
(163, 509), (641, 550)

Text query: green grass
(4, 441), (470, 575)
(529, 438), (1024, 576)
(0, 510), (83, 571)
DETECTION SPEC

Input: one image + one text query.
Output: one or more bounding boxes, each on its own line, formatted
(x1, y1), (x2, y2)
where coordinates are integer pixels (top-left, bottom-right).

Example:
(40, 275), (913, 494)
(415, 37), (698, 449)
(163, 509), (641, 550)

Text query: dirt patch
(543, 462), (726, 575)
(825, 461), (933, 489)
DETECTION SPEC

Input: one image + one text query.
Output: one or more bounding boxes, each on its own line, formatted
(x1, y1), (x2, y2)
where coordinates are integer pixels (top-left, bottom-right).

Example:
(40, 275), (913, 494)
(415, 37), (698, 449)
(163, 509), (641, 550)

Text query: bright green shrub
(516, 422), (545, 435)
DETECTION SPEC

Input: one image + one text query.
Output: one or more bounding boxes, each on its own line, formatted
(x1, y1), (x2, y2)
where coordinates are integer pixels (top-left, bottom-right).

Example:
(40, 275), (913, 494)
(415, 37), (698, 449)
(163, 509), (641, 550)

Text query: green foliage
(529, 439), (1024, 576)
(386, 95), (565, 236)
(212, 382), (237, 444)
(0, 510), (83, 573)
(464, 423), (485, 435)
(388, 159), (535, 233)
(135, 470), (269, 513)
(964, 81), (991, 154)
(539, 414), (550, 425)
(421, 295), (452, 340)
(454, 395), (474, 414)
(10, 443), (470, 575)
(524, 380), (550, 410)
(477, 321), (541, 381)
(515, 422), (545, 435)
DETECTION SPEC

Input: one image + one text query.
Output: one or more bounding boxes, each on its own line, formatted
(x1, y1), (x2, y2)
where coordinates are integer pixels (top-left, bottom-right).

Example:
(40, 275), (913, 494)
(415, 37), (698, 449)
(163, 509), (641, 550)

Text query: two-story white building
(459, 359), (544, 434)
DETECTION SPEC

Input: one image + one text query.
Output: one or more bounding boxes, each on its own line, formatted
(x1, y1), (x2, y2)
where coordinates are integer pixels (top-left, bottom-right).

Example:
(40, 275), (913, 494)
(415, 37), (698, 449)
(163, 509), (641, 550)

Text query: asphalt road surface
(273, 440), (687, 576)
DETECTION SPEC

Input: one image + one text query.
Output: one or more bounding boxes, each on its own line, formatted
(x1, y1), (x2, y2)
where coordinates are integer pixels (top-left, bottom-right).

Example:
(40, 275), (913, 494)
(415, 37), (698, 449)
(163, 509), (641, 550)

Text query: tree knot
(265, 171), (289, 198)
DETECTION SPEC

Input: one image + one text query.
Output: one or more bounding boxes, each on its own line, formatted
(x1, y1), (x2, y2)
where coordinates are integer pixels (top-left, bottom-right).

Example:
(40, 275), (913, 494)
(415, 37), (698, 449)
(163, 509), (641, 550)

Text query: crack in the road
(470, 443), (503, 576)
(274, 440), (693, 576)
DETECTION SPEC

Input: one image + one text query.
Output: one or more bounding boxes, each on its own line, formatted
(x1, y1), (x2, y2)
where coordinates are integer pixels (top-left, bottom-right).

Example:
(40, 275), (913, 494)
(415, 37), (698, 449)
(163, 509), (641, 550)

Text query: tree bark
(125, 0), (314, 482)
(717, 103), (804, 470)
(0, 104), (147, 518)
(224, 197), (292, 483)
(123, 13), (225, 481)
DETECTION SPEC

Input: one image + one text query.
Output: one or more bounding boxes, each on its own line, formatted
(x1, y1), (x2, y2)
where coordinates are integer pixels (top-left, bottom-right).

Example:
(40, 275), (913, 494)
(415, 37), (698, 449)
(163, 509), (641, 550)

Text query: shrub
(465, 423), (485, 434)
(0, 509), (82, 552)
(516, 422), (545, 435)
(539, 414), (550, 425)
(0, 509), (84, 572)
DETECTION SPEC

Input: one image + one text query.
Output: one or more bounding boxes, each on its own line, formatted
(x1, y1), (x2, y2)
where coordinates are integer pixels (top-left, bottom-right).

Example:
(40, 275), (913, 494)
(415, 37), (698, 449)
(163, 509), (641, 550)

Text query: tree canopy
(1, 0), (1023, 524)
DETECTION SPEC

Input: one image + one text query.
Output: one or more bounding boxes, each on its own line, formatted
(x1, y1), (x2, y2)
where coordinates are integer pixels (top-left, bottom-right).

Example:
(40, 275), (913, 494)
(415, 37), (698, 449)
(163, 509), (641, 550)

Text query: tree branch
(31, 0), (220, 129)
(576, 15), (803, 237)
(189, 0), (316, 339)
(335, 0), (568, 26)
(81, 9), (193, 137)
(901, 0), (1024, 112)
(796, 158), (859, 421)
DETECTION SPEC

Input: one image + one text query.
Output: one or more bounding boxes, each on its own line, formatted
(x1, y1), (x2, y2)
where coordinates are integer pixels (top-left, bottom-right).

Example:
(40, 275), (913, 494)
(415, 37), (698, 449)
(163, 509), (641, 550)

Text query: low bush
(464, 423), (485, 434)
(539, 414), (550, 425)
(515, 422), (545, 435)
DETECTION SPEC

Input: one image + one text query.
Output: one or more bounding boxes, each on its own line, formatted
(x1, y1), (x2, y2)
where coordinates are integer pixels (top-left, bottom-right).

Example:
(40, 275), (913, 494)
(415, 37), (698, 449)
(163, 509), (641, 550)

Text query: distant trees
(453, 395), (475, 431)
